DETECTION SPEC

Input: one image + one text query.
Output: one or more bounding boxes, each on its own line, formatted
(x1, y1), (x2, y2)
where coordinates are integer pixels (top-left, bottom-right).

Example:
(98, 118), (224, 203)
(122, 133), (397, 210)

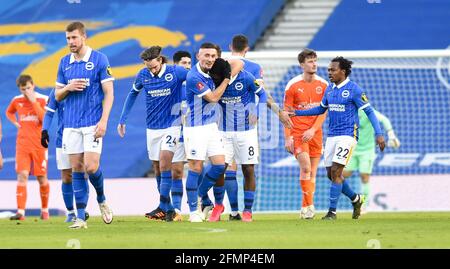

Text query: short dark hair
(214, 44), (222, 57)
(172, 50), (191, 63)
(16, 74), (33, 87)
(199, 42), (221, 56)
(66, 21), (86, 35)
(331, 56), (353, 77)
(298, 48), (317, 64)
(140, 46), (167, 63)
(231, 34), (248, 52)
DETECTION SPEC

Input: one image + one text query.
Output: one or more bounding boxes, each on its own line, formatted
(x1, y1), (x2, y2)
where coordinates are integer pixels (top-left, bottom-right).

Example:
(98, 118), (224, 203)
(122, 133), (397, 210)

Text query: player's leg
(33, 147), (50, 220)
(11, 148), (31, 220)
(225, 162), (240, 220)
(158, 149), (175, 218)
(297, 151), (312, 218)
(305, 132), (323, 219)
(57, 147), (76, 222)
(153, 161), (161, 193)
(241, 164), (255, 222)
(359, 154), (375, 213)
(198, 162), (214, 214)
(170, 161), (184, 221)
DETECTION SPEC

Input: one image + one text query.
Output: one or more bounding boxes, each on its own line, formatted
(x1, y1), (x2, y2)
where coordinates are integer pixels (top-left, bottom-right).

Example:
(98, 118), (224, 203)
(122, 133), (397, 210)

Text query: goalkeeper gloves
(209, 58), (231, 88)
(387, 130), (400, 148)
(41, 130), (49, 148)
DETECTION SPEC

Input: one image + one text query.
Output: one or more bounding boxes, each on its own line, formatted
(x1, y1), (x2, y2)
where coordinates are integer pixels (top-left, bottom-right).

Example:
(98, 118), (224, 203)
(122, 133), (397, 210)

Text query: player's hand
(279, 110), (293, 129)
(249, 114), (258, 126)
(41, 130), (49, 148)
(222, 60), (232, 80)
(376, 135), (385, 152)
(67, 79), (87, 92)
(95, 120), (107, 139)
(302, 128), (315, 143)
(23, 88), (36, 103)
(387, 130), (400, 148)
(285, 136), (294, 154)
(117, 123), (126, 138)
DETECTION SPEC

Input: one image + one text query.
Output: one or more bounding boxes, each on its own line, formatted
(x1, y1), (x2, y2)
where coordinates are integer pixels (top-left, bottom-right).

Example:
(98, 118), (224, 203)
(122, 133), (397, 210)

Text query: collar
(228, 55), (244, 60)
(150, 64), (167, 78)
(196, 62), (210, 78)
(69, 46), (92, 64)
(333, 77), (350, 89)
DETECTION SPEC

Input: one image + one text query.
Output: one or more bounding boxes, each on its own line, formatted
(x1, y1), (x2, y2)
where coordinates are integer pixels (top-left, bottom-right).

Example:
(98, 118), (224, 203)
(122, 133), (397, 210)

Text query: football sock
(159, 170), (173, 212)
(329, 181), (343, 213)
(186, 170), (199, 212)
(225, 171), (239, 212)
(88, 168), (105, 203)
(244, 191), (255, 213)
(62, 182), (74, 211)
(171, 178), (183, 212)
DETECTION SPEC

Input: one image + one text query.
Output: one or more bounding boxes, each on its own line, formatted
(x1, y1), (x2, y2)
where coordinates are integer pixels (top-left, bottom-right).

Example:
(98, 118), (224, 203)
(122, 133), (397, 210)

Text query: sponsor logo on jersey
(85, 62), (94, 70)
(329, 104), (346, 112)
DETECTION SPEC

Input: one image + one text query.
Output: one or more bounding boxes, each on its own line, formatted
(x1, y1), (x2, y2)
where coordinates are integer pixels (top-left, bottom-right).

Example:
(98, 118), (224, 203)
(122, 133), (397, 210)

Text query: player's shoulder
(285, 74), (305, 91)
(59, 53), (72, 65)
(35, 92), (49, 101)
(314, 74), (329, 86)
(242, 58), (261, 69)
(11, 94), (25, 102)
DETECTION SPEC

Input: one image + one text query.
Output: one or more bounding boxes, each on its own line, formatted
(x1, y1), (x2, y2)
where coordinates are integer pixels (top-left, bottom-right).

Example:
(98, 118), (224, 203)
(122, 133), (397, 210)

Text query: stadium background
(0, 0), (449, 215)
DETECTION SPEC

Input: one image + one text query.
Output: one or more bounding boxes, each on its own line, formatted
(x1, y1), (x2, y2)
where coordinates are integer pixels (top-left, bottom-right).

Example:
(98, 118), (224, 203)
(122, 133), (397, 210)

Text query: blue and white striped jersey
(119, 64), (188, 129)
(185, 63), (219, 127)
(219, 70), (264, 132)
(56, 47), (114, 128)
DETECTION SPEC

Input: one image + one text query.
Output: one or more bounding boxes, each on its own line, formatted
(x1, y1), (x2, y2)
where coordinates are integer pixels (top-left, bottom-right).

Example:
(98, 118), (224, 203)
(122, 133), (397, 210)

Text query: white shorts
(56, 147), (71, 170)
(62, 126), (102, 154)
(324, 135), (357, 167)
(147, 126), (186, 162)
(221, 128), (259, 165)
(183, 123), (225, 160)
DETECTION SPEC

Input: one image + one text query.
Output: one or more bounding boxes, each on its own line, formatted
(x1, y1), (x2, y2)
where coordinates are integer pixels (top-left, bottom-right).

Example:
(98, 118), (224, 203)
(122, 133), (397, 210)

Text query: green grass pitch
(1, 212), (449, 249)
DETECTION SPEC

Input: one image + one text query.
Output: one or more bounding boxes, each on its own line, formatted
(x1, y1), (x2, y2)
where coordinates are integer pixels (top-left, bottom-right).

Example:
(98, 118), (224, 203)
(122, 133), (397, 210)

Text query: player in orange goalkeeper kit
(6, 74), (50, 221)
(283, 49), (328, 219)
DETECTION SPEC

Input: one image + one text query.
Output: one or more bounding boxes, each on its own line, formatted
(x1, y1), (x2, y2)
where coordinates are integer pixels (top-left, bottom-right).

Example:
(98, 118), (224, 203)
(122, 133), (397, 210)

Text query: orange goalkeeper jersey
(283, 74), (328, 137)
(6, 93), (48, 149)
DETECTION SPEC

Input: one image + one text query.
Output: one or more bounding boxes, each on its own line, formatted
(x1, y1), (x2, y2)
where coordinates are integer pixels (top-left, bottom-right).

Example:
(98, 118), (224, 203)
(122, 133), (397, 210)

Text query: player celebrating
(343, 109), (400, 213)
(55, 21), (114, 229)
(283, 49), (328, 219)
(118, 46), (188, 222)
(291, 57), (385, 220)
(183, 43), (232, 222)
(6, 74), (50, 221)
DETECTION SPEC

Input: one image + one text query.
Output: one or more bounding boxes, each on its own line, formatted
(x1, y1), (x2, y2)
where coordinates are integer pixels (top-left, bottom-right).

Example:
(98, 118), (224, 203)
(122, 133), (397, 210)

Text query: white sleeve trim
(360, 103), (371, 110)
(132, 84), (141, 92)
(197, 89), (211, 98)
(101, 77), (115, 84)
(320, 102), (328, 108)
(255, 87), (263, 94)
(44, 106), (56, 113)
(56, 82), (66, 87)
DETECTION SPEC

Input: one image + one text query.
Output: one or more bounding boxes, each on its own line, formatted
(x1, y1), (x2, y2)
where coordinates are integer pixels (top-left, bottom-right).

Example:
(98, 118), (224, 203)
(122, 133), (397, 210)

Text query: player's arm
(374, 109), (400, 148)
(41, 90), (58, 148)
(293, 86), (329, 117)
(96, 80), (114, 139)
(354, 89), (385, 151)
(202, 78), (231, 103)
(54, 60), (87, 101)
(117, 80), (142, 138)
(283, 85), (295, 153)
(303, 111), (328, 143)
(6, 101), (20, 128)
(228, 59), (244, 78)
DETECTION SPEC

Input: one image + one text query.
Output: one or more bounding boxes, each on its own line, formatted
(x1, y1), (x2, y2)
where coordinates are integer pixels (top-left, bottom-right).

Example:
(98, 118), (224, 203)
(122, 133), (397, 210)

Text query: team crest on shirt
(361, 93), (369, 103)
(165, 73), (173, 82)
(235, 82), (243, 91)
(342, 90), (350, 98)
(107, 66), (113, 76)
(85, 62), (94, 70)
(196, 82), (205, 91)
(191, 149), (197, 156)
(316, 86), (323, 94)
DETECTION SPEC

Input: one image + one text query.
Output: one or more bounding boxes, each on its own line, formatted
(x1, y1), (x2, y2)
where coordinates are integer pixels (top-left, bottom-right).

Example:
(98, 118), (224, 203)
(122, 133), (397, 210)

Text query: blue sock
(225, 171), (238, 212)
(198, 165), (213, 206)
(73, 172), (88, 220)
(156, 175), (161, 193)
(213, 186), (225, 205)
(329, 181), (343, 212)
(171, 179), (183, 212)
(244, 191), (255, 213)
(341, 180), (358, 201)
(61, 182), (74, 211)
(88, 168), (105, 204)
(159, 170), (173, 212)
(198, 164), (225, 198)
(186, 170), (199, 212)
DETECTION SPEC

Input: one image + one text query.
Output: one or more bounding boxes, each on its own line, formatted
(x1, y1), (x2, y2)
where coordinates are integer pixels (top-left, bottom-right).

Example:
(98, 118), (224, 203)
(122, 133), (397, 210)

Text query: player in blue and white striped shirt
(118, 46), (188, 222)
(292, 57), (385, 220)
(55, 22), (114, 229)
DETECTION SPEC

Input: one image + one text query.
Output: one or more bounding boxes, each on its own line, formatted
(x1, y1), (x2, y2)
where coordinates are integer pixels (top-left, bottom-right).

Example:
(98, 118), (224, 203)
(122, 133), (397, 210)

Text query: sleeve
(42, 110), (54, 131)
(374, 109), (393, 131)
(6, 100), (17, 123)
(56, 59), (67, 87)
(119, 73), (142, 124)
(363, 106), (383, 136)
(320, 86), (331, 108)
(132, 71), (144, 92)
(32, 98), (46, 122)
(45, 90), (58, 113)
(175, 65), (189, 82)
(254, 63), (263, 81)
(99, 54), (115, 84)
(186, 74), (211, 98)
(352, 85), (371, 110)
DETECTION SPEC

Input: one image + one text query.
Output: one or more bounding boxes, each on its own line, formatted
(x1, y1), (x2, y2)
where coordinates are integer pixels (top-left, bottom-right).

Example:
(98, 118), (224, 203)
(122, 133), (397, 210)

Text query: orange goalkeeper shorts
(15, 147), (48, 176)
